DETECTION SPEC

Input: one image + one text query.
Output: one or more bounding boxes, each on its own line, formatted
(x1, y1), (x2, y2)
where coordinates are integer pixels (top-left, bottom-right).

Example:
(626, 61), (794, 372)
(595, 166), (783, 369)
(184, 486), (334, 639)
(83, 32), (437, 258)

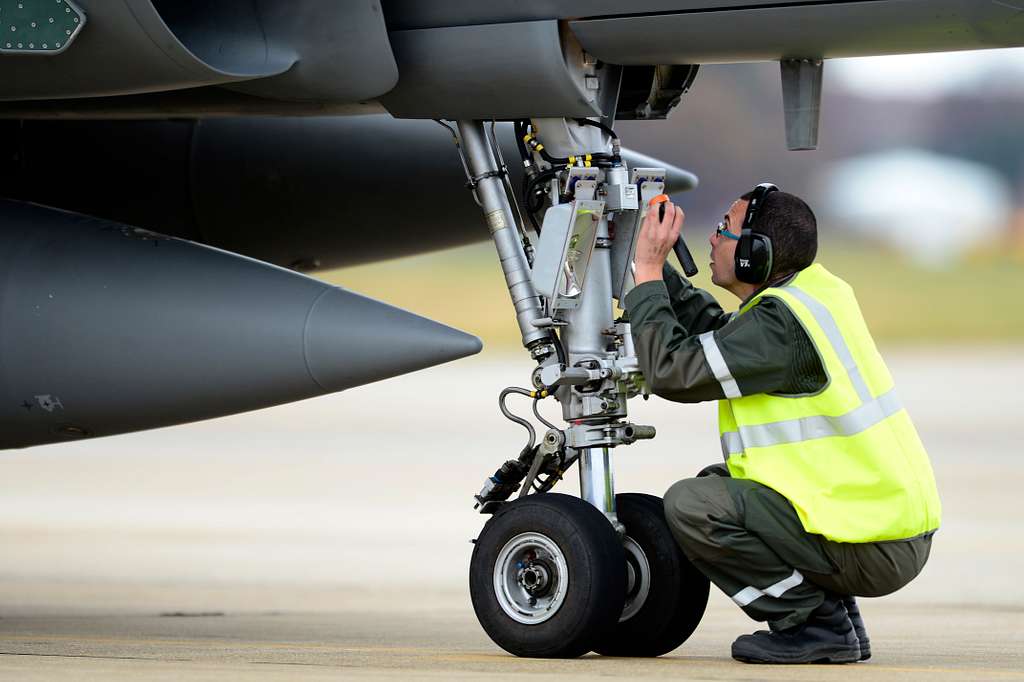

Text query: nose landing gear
(455, 117), (709, 658)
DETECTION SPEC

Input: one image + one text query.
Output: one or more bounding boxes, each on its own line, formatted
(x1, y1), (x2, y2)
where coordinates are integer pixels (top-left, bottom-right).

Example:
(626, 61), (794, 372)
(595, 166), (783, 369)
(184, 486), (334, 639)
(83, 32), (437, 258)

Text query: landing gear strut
(453, 118), (709, 658)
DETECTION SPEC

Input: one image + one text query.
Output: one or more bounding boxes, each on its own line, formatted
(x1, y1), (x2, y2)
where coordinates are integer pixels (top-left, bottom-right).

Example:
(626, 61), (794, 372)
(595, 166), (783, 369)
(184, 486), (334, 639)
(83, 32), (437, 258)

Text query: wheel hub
(493, 532), (569, 625)
(517, 560), (553, 597)
(620, 536), (652, 622)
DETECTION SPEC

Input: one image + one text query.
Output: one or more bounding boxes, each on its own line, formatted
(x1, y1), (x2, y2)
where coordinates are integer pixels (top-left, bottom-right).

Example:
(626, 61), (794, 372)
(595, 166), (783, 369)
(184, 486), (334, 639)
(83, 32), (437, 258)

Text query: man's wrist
(635, 263), (663, 284)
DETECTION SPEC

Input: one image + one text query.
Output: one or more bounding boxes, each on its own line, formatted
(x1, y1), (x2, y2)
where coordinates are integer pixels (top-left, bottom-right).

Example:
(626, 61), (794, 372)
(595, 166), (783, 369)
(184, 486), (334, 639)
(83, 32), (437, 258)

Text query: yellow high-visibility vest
(712, 264), (941, 543)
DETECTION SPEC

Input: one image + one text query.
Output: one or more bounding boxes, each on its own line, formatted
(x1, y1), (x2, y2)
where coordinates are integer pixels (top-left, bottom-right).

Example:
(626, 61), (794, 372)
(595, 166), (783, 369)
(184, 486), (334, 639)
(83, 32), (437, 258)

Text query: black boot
(843, 596), (871, 661)
(732, 597), (861, 664)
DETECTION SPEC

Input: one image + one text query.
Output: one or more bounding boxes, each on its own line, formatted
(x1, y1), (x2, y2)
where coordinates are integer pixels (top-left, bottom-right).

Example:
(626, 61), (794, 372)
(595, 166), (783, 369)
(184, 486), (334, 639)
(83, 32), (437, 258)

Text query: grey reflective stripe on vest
(699, 331), (742, 399)
(722, 280), (899, 459)
(721, 431), (744, 459)
(731, 570), (805, 607)
(783, 285), (873, 404)
(722, 388), (903, 457)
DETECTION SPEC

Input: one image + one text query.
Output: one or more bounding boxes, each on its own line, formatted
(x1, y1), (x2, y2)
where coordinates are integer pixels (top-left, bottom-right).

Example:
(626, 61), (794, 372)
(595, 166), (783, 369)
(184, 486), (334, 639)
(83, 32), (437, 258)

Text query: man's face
(709, 199), (749, 288)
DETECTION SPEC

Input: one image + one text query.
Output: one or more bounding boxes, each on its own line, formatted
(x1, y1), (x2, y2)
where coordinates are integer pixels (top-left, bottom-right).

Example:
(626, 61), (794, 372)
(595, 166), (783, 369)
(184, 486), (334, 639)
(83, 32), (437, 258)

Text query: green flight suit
(623, 264), (935, 629)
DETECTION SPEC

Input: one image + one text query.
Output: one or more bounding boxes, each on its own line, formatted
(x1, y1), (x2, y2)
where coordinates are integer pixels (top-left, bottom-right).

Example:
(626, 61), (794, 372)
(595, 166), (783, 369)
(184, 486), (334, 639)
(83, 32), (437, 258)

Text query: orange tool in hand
(649, 194), (698, 277)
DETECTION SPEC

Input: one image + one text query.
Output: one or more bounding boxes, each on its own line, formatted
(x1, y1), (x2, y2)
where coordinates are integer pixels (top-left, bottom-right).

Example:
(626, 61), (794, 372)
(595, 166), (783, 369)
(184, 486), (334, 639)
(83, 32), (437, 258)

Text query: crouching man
(623, 184), (940, 664)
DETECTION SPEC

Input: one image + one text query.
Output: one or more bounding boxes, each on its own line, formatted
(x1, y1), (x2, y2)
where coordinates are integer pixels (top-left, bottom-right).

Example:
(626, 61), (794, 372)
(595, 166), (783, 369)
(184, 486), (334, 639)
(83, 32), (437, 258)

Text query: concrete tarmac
(0, 349), (1022, 680)
(0, 594), (1022, 680)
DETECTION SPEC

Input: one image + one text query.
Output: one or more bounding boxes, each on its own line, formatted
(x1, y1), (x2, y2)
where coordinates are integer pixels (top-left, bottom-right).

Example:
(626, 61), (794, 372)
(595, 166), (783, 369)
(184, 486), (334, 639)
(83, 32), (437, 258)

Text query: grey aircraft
(0, 0), (1019, 661)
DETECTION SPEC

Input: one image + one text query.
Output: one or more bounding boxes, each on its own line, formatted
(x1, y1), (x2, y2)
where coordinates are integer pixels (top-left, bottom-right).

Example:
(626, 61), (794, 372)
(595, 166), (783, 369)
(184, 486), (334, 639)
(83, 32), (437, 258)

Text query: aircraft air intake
(0, 200), (482, 450)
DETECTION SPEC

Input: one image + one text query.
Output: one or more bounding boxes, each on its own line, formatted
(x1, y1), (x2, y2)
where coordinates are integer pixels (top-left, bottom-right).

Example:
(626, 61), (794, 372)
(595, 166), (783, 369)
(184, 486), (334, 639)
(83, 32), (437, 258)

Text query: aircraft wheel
(470, 493), (626, 658)
(593, 493), (710, 657)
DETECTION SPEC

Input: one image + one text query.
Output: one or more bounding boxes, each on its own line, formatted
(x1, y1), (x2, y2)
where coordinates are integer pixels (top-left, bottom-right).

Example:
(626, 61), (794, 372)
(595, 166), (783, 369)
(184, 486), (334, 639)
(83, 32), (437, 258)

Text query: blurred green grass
(320, 236), (1024, 348)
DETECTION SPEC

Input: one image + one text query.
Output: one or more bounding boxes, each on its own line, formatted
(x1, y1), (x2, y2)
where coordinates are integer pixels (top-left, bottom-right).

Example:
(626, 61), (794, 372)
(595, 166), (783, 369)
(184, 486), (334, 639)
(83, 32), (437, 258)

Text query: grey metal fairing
(381, 1), (840, 31)
(0, 0), (397, 103)
(3, 1), (1020, 120)
(379, 21), (614, 120)
(210, 2), (398, 103)
(570, 1), (1024, 64)
(0, 0), (288, 100)
(1, 116), (697, 270)
(0, 200), (481, 450)
(781, 59), (823, 150)
(383, 0), (1024, 59)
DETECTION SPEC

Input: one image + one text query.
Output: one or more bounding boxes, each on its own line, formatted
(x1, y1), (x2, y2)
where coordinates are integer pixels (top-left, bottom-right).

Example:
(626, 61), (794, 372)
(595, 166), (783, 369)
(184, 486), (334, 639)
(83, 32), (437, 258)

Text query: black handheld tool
(658, 199), (699, 277)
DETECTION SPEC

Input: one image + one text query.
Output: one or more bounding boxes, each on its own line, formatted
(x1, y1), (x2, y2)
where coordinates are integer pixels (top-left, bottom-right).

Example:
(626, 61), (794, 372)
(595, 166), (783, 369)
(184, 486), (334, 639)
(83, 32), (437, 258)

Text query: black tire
(593, 493), (710, 657)
(469, 493), (626, 658)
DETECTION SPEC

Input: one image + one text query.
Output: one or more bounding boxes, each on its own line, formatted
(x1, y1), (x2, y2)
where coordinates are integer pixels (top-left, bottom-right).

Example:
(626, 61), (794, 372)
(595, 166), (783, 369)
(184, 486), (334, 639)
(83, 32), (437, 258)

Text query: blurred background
(1, 49), (1022, 623)
(333, 50), (1024, 345)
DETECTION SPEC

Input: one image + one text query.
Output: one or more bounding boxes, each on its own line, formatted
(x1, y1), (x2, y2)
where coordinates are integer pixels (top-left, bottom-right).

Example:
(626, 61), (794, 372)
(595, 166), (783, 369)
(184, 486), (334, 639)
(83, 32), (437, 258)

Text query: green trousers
(663, 464), (933, 630)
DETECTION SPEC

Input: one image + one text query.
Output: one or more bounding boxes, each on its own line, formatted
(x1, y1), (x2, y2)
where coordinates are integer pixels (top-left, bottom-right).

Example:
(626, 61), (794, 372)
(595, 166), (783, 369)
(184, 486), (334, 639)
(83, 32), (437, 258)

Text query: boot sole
(732, 643), (861, 665)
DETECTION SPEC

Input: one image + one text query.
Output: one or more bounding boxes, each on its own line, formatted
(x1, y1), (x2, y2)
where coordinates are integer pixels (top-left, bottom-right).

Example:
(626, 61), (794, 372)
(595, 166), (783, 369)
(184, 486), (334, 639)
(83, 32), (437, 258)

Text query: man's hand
(634, 197), (684, 284)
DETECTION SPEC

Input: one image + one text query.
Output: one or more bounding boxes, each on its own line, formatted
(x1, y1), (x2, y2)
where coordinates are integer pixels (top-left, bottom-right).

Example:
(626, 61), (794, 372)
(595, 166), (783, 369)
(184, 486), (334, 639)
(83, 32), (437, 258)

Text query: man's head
(708, 189), (818, 296)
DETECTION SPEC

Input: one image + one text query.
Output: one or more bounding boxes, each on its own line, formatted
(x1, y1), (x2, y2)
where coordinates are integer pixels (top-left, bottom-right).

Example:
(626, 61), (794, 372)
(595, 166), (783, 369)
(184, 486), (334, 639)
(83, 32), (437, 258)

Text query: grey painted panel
(1, 1), (397, 104)
(380, 20), (603, 119)
(225, 1), (398, 103)
(0, 200), (481, 449)
(146, 0), (297, 76)
(3, 117), (697, 269)
(570, 0), (1024, 64)
(0, 0), (294, 100)
(187, 116), (504, 266)
(381, 0), (828, 31)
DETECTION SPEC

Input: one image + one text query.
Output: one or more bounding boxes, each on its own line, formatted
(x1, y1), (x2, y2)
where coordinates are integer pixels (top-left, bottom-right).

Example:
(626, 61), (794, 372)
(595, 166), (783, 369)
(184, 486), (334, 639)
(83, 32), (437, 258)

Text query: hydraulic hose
(499, 387), (537, 456)
(513, 120), (533, 166)
(522, 123), (617, 168)
(573, 117), (618, 140)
